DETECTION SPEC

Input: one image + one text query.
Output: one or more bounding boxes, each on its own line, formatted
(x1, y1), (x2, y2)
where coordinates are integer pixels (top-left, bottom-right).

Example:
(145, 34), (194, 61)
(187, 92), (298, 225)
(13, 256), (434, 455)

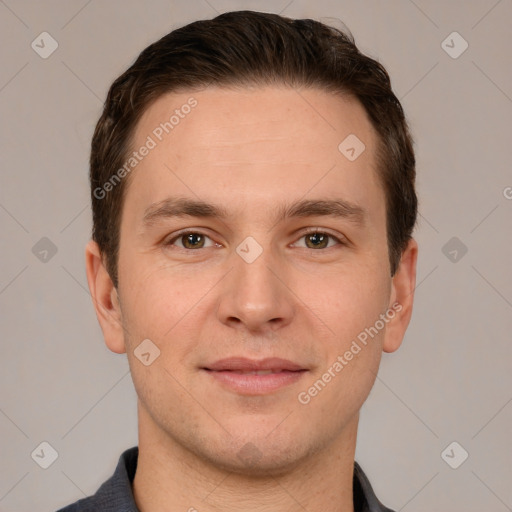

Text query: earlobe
(85, 240), (127, 354)
(382, 238), (418, 354)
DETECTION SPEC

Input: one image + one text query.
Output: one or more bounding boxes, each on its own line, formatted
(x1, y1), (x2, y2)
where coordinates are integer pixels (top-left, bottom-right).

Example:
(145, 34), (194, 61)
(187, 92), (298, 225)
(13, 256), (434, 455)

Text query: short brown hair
(90, 10), (417, 288)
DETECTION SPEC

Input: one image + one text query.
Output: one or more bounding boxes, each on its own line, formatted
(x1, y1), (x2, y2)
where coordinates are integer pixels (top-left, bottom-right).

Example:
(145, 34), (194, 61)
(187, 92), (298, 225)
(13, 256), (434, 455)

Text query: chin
(208, 447), (308, 477)
(189, 430), (317, 477)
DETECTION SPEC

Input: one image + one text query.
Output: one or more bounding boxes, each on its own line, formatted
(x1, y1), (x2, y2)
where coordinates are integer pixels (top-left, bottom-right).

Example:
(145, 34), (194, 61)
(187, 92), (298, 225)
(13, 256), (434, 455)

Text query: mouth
(201, 357), (308, 395)
(218, 369), (297, 375)
(203, 356), (306, 372)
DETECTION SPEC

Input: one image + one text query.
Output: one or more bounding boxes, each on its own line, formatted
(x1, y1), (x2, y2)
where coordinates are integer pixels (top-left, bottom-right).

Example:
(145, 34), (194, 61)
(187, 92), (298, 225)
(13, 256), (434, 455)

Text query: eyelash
(165, 228), (347, 251)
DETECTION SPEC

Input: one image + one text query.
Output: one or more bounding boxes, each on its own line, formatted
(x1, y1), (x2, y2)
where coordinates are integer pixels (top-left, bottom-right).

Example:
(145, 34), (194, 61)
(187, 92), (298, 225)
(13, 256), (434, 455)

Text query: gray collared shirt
(56, 446), (395, 512)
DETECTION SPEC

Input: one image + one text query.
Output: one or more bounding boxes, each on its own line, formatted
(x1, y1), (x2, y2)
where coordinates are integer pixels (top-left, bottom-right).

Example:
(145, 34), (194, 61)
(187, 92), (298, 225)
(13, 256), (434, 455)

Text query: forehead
(125, 86), (383, 224)
(134, 85), (375, 159)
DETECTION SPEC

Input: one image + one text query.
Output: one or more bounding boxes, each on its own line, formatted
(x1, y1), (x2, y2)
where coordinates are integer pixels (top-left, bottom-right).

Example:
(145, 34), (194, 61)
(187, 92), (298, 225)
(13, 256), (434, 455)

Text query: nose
(216, 241), (295, 335)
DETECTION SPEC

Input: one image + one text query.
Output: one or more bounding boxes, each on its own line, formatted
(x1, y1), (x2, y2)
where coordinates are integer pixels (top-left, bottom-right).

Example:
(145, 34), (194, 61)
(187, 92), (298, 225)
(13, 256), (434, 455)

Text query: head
(86, 11), (418, 474)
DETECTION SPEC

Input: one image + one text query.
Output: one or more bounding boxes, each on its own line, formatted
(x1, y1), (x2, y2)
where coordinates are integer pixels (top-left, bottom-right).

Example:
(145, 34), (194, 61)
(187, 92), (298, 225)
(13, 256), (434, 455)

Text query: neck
(133, 406), (358, 512)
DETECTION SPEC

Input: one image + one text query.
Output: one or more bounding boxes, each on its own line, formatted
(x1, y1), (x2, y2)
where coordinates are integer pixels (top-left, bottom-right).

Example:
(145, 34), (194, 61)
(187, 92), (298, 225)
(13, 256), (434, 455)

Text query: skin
(86, 86), (417, 512)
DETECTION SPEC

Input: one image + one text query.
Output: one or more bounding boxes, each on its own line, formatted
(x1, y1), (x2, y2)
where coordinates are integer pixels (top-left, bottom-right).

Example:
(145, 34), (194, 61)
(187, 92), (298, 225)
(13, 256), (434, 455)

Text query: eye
(166, 231), (217, 250)
(293, 230), (345, 250)
(165, 229), (345, 251)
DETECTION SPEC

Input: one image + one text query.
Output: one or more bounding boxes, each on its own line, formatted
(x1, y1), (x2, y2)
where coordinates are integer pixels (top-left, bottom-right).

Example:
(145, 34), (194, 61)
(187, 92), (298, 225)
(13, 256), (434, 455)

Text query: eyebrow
(142, 196), (366, 228)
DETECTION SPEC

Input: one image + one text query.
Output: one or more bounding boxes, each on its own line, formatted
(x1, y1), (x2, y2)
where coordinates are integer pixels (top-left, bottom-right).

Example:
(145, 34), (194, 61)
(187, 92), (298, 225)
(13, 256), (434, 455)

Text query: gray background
(1, 0), (511, 511)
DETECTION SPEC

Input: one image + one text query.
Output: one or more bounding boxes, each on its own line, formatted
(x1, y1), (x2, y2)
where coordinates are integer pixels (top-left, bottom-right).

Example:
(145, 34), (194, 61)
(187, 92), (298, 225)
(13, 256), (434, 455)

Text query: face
(87, 86), (417, 474)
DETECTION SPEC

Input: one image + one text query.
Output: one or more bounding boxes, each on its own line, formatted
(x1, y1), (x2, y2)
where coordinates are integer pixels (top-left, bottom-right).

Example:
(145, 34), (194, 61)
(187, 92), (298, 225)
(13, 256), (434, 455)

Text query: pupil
(186, 233), (203, 248)
(308, 233), (326, 248)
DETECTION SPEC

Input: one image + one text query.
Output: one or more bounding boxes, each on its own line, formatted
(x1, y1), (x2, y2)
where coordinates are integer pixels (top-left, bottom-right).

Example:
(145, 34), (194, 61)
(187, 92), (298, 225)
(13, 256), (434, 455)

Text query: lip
(204, 357), (305, 372)
(202, 357), (308, 395)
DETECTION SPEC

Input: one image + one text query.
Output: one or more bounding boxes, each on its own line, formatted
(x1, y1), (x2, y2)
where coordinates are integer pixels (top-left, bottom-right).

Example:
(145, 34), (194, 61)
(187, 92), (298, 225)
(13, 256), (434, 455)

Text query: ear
(85, 240), (126, 354)
(382, 238), (418, 353)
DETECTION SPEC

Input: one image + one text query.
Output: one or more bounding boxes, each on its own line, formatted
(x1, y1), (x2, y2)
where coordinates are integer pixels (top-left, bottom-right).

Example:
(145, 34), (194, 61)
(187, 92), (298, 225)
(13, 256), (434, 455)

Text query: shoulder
(354, 461), (396, 512)
(55, 447), (139, 512)
(56, 496), (97, 512)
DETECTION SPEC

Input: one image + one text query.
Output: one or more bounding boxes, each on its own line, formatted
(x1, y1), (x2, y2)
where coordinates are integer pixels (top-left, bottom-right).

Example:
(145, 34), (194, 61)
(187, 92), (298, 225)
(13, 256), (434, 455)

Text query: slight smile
(201, 357), (309, 395)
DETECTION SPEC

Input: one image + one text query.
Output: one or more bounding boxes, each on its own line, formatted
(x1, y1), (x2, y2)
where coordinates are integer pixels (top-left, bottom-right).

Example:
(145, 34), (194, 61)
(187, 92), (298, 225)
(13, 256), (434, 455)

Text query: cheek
(119, 260), (221, 372)
(297, 271), (388, 420)
(119, 265), (201, 414)
(307, 260), (390, 345)
(119, 263), (188, 347)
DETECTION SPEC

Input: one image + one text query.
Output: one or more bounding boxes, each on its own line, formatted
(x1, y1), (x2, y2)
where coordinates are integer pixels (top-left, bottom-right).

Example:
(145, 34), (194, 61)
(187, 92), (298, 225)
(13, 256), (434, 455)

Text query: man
(59, 10), (417, 512)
